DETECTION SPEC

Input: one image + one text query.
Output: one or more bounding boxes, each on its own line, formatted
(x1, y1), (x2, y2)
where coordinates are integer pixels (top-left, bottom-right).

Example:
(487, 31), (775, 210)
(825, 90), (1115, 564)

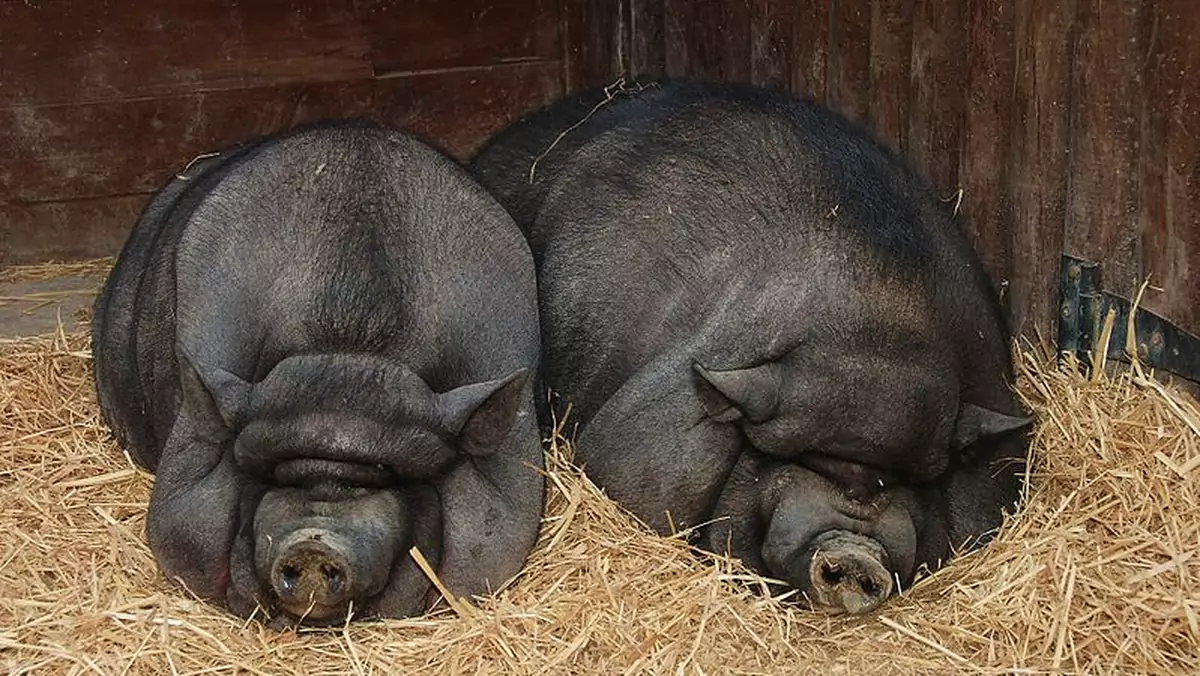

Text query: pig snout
(269, 528), (358, 619)
(254, 487), (405, 623)
(805, 530), (894, 614)
(755, 465), (917, 614)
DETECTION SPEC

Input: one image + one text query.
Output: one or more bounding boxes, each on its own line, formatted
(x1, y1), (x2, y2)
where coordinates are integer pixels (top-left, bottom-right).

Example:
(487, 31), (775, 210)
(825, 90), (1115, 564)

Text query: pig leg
(572, 356), (743, 535)
(931, 430), (1028, 556)
(146, 433), (247, 604)
(432, 415), (545, 604)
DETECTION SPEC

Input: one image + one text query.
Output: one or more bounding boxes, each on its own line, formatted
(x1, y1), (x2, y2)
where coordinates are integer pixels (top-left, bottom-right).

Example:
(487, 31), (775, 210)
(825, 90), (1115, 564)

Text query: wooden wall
(3, 0), (1198, 347)
(569, 0), (1200, 343)
(0, 0), (567, 267)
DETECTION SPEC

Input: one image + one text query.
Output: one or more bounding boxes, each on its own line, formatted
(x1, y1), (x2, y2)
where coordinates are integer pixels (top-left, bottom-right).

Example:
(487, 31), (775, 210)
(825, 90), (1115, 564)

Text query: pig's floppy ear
(438, 368), (529, 454)
(952, 403), (1034, 449)
(692, 361), (781, 423)
(176, 344), (251, 442)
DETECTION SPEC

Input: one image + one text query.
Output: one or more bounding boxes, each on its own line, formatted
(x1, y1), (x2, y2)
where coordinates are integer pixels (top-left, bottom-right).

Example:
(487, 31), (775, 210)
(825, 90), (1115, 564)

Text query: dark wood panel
(907, 0), (968, 193)
(826, 0), (872, 120)
(0, 196), (148, 266)
(664, 0), (752, 81)
(562, 0), (625, 90)
(791, 0), (831, 99)
(1147, 0), (1200, 334)
(369, 64), (565, 158)
(1, 62), (562, 205)
(1007, 0), (1076, 340)
(0, 0), (369, 108)
(1065, 0), (1144, 299)
(750, 0), (797, 89)
(630, 0), (668, 78)
(959, 0), (1017, 308)
(1, 90), (297, 205)
(867, 0), (914, 150)
(365, 0), (560, 74)
(1138, 2), (1169, 324)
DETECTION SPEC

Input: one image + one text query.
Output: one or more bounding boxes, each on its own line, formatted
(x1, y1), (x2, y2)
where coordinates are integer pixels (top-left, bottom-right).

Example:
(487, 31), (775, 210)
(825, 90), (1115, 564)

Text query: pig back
(507, 83), (1010, 424)
(171, 122), (540, 395)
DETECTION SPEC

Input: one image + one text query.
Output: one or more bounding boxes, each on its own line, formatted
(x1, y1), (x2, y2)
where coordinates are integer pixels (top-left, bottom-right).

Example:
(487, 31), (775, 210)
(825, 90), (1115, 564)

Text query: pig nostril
(320, 563), (345, 594)
(859, 576), (880, 597)
(820, 562), (844, 586)
(279, 564), (301, 593)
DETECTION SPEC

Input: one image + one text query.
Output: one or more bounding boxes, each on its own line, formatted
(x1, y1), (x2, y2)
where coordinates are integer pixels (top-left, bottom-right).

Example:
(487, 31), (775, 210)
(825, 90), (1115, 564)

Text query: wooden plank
(370, 63), (564, 158)
(0, 0), (369, 108)
(561, 0), (625, 90)
(0, 196), (149, 266)
(907, 0), (968, 193)
(0, 62), (562, 205)
(663, 0), (752, 81)
(1146, 0), (1200, 335)
(867, 0), (914, 150)
(1007, 0), (1076, 341)
(630, 0), (667, 79)
(750, 0), (797, 89)
(791, 0), (832, 99)
(1138, 2), (1168, 327)
(560, 0), (588, 92)
(826, 0), (872, 120)
(959, 0), (1017, 309)
(364, 0), (560, 75)
(1065, 0), (1144, 299)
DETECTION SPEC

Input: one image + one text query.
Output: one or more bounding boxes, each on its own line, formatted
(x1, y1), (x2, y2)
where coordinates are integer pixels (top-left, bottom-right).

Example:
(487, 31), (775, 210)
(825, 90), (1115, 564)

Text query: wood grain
(1147, 0), (1200, 334)
(907, 0), (968, 193)
(365, 0), (560, 75)
(664, 0), (752, 81)
(1065, 0), (1144, 300)
(750, 0), (797, 90)
(959, 0), (1017, 312)
(1007, 0), (1076, 341)
(0, 0), (369, 107)
(792, 0), (831, 99)
(867, 0), (914, 150)
(826, 0), (872, 120)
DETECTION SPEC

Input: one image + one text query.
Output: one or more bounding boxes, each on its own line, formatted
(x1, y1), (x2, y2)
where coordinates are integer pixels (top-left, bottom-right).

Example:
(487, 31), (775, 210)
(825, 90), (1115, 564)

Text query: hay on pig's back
(1, 313), (1198, 674)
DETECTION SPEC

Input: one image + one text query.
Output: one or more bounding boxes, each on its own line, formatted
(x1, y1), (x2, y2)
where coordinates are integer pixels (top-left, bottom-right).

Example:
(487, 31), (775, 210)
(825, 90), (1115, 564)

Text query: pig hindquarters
(92, 120), (545, 626)
(470, 81), (1032, 614)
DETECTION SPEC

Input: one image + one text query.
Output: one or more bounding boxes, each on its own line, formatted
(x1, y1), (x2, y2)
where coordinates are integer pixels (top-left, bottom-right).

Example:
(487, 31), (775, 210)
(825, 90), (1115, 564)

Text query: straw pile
(2, 279), (1198, 674)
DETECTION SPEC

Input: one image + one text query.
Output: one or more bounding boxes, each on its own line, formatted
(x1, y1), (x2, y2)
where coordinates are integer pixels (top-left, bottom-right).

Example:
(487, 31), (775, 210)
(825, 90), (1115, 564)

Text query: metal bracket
(1058, 254), (1200, 383)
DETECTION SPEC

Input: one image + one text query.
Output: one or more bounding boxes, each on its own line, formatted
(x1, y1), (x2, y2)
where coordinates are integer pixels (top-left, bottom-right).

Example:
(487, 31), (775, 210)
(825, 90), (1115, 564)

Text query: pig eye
(798, 453), (895, 500)
(273, 458), (396, 489)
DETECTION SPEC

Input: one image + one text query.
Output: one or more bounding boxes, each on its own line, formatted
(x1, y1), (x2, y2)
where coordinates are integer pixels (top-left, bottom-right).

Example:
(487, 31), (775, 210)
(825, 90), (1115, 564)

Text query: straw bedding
(1, 271), (1198, 674)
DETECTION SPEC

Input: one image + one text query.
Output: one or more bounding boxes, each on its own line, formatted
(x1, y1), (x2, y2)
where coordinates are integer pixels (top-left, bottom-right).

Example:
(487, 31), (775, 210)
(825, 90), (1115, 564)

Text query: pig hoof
(809, 550), (893, 614)
(270, 538), (354, 620)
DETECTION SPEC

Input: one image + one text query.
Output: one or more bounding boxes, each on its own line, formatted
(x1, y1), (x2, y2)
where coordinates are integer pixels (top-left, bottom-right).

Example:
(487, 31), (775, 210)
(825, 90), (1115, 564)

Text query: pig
(470, 81), (1033, 614)
(91, 119), (545, 626)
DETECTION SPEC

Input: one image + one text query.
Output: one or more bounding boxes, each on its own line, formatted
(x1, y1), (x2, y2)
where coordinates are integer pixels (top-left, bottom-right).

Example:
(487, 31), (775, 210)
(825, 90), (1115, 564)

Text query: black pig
(92, 120), (544, 626)
(471, 81), (1032, 614)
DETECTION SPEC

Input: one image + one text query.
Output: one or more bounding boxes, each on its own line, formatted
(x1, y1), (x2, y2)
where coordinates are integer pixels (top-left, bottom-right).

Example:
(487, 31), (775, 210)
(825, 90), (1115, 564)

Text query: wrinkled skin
(471, 81), (1032, 614)
(91, 120), (545, 626)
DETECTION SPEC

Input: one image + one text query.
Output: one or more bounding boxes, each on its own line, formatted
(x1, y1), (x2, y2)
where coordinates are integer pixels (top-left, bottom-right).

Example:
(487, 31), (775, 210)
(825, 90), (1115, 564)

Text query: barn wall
(0, 0), (568, 266)
(568, 0), (1200, 342)
(3, 0), (1197, 347)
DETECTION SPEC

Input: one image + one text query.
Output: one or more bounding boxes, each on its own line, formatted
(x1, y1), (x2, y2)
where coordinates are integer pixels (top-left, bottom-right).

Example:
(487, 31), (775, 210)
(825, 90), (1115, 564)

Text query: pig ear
(692, 361), (781, 423)
(438, 368), (529, 454)
(952, 403), (1034, 449)
(176, 345), (251, 442)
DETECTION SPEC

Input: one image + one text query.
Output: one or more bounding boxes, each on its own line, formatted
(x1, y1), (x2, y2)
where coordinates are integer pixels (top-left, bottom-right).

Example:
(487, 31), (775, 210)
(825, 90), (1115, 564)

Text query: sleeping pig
(470, 80), (1032, 614)
(92, 119), (544, 626)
